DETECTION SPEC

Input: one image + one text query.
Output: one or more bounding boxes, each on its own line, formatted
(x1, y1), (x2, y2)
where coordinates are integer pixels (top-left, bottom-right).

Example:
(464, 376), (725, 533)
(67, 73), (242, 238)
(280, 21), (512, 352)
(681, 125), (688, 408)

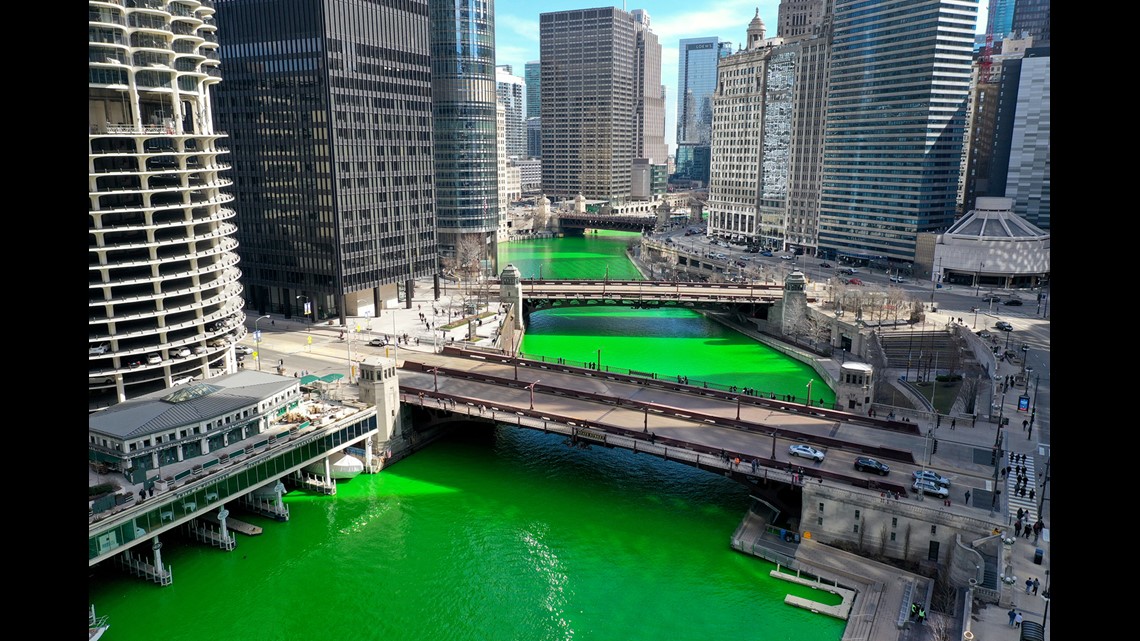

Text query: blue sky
(493, 0), (988, 151)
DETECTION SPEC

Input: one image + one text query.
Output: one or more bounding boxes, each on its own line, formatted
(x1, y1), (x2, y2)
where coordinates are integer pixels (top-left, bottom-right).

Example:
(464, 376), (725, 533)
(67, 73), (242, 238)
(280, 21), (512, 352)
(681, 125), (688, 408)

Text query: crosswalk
(1004, 451), (1039, 526)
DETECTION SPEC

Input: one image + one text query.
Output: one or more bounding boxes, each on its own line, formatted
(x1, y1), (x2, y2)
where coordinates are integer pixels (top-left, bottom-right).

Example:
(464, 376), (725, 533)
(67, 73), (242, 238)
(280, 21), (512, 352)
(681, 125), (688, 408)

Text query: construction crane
(978, 32), (995, 84)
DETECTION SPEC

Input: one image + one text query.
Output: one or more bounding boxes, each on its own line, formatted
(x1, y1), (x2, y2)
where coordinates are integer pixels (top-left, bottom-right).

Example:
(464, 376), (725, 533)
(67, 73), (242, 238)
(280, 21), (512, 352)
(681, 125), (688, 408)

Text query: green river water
(88, 231), (844, 640)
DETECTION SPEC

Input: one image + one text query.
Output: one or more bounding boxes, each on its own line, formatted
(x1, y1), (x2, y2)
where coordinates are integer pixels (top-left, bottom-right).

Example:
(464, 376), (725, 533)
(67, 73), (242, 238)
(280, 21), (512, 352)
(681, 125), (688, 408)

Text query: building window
(817, 517), (823, 526)
(931, 525), (937, 535)
(892, 517), (898, 528)
(853, 524), (860, 533)
(854, 510), (860, 520)
(818, 502), (824, 512)
(890, 532), (897, 542)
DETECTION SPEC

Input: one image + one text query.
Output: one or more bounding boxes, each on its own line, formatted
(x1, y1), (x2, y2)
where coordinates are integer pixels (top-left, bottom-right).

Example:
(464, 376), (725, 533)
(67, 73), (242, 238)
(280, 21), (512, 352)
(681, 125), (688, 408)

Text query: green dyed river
(88, 232), (844, 640)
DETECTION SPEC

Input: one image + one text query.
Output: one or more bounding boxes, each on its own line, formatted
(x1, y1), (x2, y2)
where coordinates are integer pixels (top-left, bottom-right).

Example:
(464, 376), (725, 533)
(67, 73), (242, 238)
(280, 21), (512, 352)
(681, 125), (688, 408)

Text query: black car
(854, 457), (890, 475)
(994, 321), (1013, 331)
(1004, 299), (1023, 306)
(820, 262), (832, 268)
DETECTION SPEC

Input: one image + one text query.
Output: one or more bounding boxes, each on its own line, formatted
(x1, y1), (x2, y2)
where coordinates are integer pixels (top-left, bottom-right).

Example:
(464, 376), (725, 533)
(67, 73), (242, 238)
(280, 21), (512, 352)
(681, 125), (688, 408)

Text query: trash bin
(1033, 548), (1043, 564)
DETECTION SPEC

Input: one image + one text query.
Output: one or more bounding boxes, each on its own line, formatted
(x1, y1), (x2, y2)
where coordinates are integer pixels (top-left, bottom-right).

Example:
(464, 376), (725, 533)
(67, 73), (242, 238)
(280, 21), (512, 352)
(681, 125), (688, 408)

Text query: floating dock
(226, 517), (263, 536)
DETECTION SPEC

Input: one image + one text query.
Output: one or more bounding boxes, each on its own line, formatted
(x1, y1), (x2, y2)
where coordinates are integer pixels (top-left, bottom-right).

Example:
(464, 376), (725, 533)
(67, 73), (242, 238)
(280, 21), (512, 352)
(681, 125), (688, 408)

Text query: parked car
(854, 457), (890, 475)
(89, 375), (115, 385)
(788, 444), (825, 462)
(368, 337), (388, 347)
(208, 338), (229, 348)
(819, 262), (832, 268)
(173, 347), (192, 358)
(994, 321), (1013, 331)
(847, 278), (864, 286)
(127, 359), (143, 368)
(192, 345), (207, 355)
(146, 352), (162, 365)
(172, 375), (196, 385)
(912, 469), (951, 487)
(1004, 299), (1023, 306)
(89, 342), (110, 356)
(912, 479), (950, 499)
(234, 345), (254, 355)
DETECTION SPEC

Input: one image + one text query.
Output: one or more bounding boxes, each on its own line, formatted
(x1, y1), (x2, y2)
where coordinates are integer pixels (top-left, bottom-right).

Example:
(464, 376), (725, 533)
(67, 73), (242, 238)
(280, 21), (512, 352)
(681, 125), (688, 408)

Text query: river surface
(88, 232), (844, 640)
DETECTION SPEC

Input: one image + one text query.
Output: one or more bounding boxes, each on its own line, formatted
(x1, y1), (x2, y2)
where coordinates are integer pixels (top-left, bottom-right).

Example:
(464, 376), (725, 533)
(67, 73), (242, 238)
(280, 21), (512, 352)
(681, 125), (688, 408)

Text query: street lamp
(1041, 569), (1051, 627)
(975, 262), (984, 296)
(429, 367), (439, 392)
(253, 315), (270, 371)
(528, 379), (541, 410)
(295, 295), (312, 330)
(1021, 344), (1030, 375)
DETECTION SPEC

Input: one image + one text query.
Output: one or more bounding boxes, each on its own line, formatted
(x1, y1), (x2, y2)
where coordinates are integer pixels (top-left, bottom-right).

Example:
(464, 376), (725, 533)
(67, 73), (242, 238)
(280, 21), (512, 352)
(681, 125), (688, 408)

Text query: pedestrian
(1015, 519), (1022, 534)
(1017, 507), (1024, 521)
(964, 489), (971, 504)
(1032, 578), (1040, 595)
(971, 414), (977, 428)
(911, 602), (919, 620)
(950, 418), (956, 430)
(1024, 523), (1032, 538)
(139, 489), (146, 502)
(1025, 578), (1032, 594)
(1023, 418), (1028, 431)
(1008, 608), (1017, 627)
(149, 486), (154, 497)
(1010, 452), (1015, 463)
(1014, 611), (1023, 628)
(1001, 467), (1007, 479)
(1029, 488), (1035, 501)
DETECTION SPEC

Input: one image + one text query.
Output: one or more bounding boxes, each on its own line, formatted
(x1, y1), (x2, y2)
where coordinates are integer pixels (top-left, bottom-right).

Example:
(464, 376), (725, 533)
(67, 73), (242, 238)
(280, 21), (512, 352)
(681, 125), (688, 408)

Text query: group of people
(909, 601), (926, 624)
(1013, 509), (1045, 543)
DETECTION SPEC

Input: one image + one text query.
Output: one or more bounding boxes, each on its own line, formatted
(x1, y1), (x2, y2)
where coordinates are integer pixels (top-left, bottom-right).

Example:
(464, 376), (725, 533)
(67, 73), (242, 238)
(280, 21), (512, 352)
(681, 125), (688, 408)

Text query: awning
(321, 373), (344, 383)
(299, 375), (320, 385)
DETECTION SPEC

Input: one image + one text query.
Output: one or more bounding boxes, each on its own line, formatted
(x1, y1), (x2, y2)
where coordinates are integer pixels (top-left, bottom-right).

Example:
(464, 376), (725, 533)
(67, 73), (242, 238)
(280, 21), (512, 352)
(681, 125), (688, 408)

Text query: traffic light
(990, 448), (997, 465)
(932, 439), (938, 454)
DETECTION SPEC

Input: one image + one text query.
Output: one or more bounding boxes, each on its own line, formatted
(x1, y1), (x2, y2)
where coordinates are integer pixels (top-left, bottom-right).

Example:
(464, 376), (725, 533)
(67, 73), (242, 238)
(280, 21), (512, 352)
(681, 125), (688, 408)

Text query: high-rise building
(1011, 0), (1049, 44)
(777, 0), (826, 38)
(496, 66), (527, 159)
(430, 0), (500, 270)
(673, 37), (732, 187)
(526, 116), (542, 159)
(89, 0), (245, 408)
(539, 6), (663, 203)
(631, 10), (668, 166)
(986, 0), (1015, 40)
(214, 0), (437, 324)
(817, 0), (977, 265)
(524, 60), (541, 119)
(994, 47), (1050, 229)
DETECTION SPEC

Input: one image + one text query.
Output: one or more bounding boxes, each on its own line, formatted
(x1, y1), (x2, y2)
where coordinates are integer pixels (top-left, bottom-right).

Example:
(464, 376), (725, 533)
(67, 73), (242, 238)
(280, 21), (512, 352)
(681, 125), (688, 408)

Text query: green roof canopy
(321, 373), (344, 383)
(299, 375), (320, 385)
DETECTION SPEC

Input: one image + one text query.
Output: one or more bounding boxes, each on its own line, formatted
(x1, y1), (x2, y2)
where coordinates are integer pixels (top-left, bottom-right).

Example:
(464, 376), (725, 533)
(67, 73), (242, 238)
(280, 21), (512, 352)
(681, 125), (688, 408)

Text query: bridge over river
(394, 346), (959, 499)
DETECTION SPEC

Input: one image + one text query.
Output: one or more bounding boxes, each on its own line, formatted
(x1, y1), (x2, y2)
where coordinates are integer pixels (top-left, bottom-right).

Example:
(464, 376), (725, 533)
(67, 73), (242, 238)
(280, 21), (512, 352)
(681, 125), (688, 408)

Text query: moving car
(839, 268), (858, 275)
(847, 278), (864, 286)
(368, 337), (388, 347)
(980, 295), (1002, 303)
(788, 444), (825, 462)
(1004, 299), (1023, 306)
(889, 276), (908, 284)
(235, 345), (254, 355)
(760, 250), (773, 257)
(780, 254), (794, 260)
(912, 469), (951, 487)
(994, 321), (1013, 331)
(819, 262), (832, 268)
(854, 457), (890, 475)
(912, 479), (950, 499)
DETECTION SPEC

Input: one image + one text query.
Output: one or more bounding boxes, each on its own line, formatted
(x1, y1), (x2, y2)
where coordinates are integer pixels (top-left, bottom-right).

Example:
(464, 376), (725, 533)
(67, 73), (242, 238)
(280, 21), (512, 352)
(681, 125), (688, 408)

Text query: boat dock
(771, 568), (855, 619)
(226, 517), (262, 536)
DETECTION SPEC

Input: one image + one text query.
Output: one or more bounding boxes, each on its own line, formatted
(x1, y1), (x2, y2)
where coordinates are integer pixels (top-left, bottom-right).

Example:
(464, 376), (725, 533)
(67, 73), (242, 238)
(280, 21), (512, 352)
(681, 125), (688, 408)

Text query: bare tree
(962, 376), (982, 415)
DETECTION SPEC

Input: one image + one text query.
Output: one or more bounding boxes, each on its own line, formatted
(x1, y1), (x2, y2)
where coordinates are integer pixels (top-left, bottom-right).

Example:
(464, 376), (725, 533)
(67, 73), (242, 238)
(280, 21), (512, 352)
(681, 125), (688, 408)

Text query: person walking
(1014, 611), (1023, 628)
(1025, 578), (1033, 594)
(1008, 608), (1017, 627)
(950, 418), (956, 430)
(1032, 578), (1040, 595)
(964, 489), (971, 505)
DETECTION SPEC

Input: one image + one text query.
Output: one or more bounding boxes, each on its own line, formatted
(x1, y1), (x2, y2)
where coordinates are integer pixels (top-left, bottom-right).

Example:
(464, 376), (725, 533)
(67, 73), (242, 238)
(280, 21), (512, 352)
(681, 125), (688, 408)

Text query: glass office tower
(674, 37), (730, 186)
(429, 0), (500, 272)
(214, 0), (438, 323)
(817, 0), (977, 265)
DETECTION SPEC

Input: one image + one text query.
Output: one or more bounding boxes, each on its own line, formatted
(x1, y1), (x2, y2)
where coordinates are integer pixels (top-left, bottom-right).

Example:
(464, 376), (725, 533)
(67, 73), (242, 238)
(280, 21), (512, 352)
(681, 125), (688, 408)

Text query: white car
(171, 375), (196, 385)
(912, 479), (950, 499)
(174, 347), (192, 358)
(912, 470), (951, 487)
(788, 444), (825, 462)
(235, 345), (254, 356)
(146, 352), (162, 365)
(780, 254), (795, 260)
(890, 276), (908, 284)
(90, 343), (110, 355)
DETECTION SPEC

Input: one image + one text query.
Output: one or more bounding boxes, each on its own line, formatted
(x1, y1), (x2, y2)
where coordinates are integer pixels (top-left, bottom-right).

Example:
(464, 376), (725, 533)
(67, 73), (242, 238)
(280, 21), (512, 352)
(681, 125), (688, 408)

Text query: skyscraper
(777, 0), (827, 38)
(214, 0), (437, 323)
(1010, 0), (1049, 44)
(995, 47), (1050, 229)
(817, 0), (977, 265)
(496, 65), (527, 159)
(539, 6), (663, 203)
(986, 0), (1015, 40)
(524, 60), (541, 119)
(673, 37), (731, 187)
(430, 0), (500, 271)
(89, 0), (245, 407)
